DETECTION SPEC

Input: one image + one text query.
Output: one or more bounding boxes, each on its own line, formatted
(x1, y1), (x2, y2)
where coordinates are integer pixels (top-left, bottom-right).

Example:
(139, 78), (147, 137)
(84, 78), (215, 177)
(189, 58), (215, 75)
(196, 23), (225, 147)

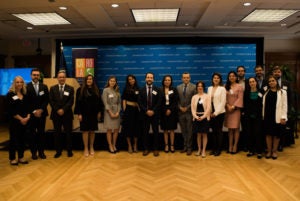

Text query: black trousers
(210, 113), (225, 152)
(52, 115), (73, 153)
(9, 121), (28, 160)
(28, 116), (46, 155)
(142, 115), (159, 151)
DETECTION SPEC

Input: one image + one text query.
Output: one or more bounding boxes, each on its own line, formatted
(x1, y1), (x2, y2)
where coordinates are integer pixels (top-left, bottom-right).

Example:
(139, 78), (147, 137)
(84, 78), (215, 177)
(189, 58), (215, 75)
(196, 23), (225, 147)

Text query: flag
(57, 42), (68, 76)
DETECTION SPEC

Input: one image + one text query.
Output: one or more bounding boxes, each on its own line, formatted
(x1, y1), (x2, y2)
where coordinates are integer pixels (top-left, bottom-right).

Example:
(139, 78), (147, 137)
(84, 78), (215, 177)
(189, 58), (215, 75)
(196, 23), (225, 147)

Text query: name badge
(168, 90), (174, 95)
(229, 89), (234, 94)
(263, 86), (268, 91)
(258, 92), (263, 98)
(39, 91), (44, 96)
(283, 86), (287, 90)
(152, 90), (157, 95)
(12, 95), (19, 100)
(135, 91), (139, 95)
(108, 94), (114, 98)
(64, 91), (69, 96)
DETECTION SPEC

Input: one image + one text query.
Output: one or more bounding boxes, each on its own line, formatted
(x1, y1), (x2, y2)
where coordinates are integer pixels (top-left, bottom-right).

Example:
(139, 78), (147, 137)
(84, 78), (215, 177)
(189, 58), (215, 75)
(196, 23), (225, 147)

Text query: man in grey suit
(177, 72), (196, 155)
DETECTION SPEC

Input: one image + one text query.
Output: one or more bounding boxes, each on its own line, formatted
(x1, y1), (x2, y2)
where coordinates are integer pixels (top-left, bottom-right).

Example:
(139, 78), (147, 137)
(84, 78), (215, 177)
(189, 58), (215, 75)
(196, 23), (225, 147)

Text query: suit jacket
(138, 85), (162, 116)
(207, 86), (226, 116)
(262, 89), (288, 123)
(176, 83), (196, 112)
(49, 84), (74, 120)
(26, 82), (49, 117)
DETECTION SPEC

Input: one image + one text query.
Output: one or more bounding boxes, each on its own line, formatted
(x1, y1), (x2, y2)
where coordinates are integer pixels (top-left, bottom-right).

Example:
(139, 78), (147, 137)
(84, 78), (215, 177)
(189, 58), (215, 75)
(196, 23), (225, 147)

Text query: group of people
(6, 64), (291, 165)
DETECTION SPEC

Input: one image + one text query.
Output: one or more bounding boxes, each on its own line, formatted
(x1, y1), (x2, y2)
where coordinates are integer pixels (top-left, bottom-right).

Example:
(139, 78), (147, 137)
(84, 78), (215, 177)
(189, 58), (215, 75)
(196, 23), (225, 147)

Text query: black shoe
(10, 160), (18, 166)
(39, 153), (47, 159)
(67, 151), (73, 157)
(153, 150), (159, 157)
(186, 150), (192, 156)
(278, 146), (283, 152)
(247, 152), (254, 157)
(143, 150), (150, 156)
(32, 154), (38, 160)
(257, 154), (262, 159)
(214, 151), (221, 156)
(180, 149), (187, 153)
(54, 152), (61, 158)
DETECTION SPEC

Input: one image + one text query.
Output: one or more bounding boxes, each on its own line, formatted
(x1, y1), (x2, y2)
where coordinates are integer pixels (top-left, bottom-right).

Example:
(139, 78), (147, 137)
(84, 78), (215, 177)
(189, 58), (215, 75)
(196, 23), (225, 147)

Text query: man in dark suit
(254, 65), (267, 93)
(176, 72), (196, 155)
(138, 72), (162, 157)
(49, 70), (74, 158)
(27, 68), (49, 160)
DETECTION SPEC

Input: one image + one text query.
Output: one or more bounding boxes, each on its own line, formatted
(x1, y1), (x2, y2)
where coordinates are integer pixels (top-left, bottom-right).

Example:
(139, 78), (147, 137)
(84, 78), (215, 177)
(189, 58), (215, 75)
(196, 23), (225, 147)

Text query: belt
(126, 101), (138, 107)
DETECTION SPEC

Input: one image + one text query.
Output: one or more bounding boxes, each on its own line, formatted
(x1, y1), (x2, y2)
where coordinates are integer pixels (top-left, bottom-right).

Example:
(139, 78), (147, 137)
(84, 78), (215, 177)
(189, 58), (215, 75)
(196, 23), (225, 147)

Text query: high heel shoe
(195, 150), (201, 156)
(10, 160), (18, 166)
(109, 145), (116, 154)
(18, 159), (29, 164)
(89, 149), (95, 156)
(265, 152), (271, 159)
(164, 144), (169, 153)
(170, 145), (175, 153)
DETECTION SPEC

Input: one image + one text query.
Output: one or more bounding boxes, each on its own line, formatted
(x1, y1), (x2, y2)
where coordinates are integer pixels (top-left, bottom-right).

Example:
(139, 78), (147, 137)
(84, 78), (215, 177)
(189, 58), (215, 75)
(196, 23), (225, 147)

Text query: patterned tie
(147, 86), (152, 109)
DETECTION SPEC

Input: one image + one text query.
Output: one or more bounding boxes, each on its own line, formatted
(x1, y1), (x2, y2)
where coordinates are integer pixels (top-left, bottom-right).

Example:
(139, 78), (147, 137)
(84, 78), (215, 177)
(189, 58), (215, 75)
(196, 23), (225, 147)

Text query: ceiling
(0, 0), (300, 40)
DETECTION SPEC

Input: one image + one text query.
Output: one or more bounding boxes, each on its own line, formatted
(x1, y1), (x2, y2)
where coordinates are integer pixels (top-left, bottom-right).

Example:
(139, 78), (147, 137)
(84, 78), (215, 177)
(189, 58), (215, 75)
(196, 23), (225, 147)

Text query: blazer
(262, 89), (288, 123)
(176, 83), (196, 112)
(49, 84), (74, 120)
(191, 93), (211, 121)
(26, 82), (49, 117)
(160, 86), (179, 114)
(207, 86), (226, 116)
(138, 85), (162, 115)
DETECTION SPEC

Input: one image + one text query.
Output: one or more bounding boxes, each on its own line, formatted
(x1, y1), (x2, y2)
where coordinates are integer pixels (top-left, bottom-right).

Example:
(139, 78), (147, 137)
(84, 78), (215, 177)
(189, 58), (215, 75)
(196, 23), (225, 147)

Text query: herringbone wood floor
(0, 125), (299, 201)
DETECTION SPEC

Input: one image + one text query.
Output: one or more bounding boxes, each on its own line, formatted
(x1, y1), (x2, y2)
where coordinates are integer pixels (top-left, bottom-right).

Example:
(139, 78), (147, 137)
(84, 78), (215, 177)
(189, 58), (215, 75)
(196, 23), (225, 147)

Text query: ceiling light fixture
(27, 26), (33, 30)
(132, 9), (179, 22)
(12, 13), (71, 25)
(59, 6), (68, 10)
(243, 3), (251, 7)
(242, 9), (298, 22)
(111, 4), (119, 8)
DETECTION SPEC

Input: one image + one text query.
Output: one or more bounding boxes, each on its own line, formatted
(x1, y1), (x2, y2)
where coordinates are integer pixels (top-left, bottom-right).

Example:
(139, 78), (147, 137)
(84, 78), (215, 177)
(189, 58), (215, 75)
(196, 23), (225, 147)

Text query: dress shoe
(10, 160), (18, 166)
(277, 145), (283, 152)
(164, 144), (169, 153)
(67, 151), (73, 157)
(214, 151), (221, 156)
(247, 152), (254, 157)
(39, 153), (47, 159)
(180, 149), (187, 153)
(170, 145), (175, 153)
(195, 151), (201, 156)
(32, 154), (38, 160)
(186, 150), (192, 156)
(143, 150), (150, 156)
(257, 154), (262, 159)
(153, 150), (159, 157)
(54, 152), (61, 158)
(18, 159), (29, 164)
(209, 151), (216, 155)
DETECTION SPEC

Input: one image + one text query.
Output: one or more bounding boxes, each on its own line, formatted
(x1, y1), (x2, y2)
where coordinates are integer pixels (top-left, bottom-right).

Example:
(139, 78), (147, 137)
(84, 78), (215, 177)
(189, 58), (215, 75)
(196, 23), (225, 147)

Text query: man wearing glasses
(26, 68), (49, 160)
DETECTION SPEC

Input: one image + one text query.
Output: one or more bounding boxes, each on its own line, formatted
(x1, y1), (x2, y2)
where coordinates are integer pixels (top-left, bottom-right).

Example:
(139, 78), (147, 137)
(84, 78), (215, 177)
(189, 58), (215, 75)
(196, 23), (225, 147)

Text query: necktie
(147, 86), (152, 109)
(60, 85), (64, 99)
(34, 83), (39, 95)
(183, 84), (187, 97)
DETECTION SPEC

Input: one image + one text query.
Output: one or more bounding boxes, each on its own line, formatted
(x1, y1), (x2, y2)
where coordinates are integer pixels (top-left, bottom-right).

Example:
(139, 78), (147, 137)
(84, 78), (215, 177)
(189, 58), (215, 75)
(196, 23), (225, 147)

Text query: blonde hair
(105, 76), (120, 93)
(8, 76), (27, 94)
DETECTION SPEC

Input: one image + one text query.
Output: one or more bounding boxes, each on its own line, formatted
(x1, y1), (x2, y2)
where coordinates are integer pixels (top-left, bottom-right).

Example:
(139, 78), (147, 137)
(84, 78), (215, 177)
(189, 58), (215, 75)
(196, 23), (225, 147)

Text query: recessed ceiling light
(132, 9), (179, 22)
(242, 9), (298, 22)
(124, 23), (128, 27)
(111, 4), (119, 8)
(27, 26), (33, 30)
(185, 23), (189, 26)
(243, 3), (251, 7)
(59, 6), (67, 10)
(12, 13), (71, 25)
(281, 23), (287, 27)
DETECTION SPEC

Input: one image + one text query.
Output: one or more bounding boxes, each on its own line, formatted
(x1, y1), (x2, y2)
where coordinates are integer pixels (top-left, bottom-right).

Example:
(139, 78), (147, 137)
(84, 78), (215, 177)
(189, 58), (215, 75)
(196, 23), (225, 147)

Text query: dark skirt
(193, 118), (209, 133)
(263, 120), (283, 137)
(121, 105), (140, 138)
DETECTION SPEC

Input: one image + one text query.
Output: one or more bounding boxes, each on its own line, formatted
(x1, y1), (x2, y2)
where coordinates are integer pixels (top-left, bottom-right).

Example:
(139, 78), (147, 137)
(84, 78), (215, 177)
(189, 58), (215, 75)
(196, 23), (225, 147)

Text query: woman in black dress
(191, 81), (211, 157)
(75, 74), (102, 157)
(7, 76), (31, 165)
(122, 75), (140, 153)
(160, 75), (179, 153)
(243, 77), (263, 159)
(262, 75), (287, 159)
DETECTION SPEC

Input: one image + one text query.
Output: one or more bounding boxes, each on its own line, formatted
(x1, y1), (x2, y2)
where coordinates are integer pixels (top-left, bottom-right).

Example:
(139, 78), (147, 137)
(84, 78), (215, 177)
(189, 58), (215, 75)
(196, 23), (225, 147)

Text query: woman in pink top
(224, 71), (243, 154)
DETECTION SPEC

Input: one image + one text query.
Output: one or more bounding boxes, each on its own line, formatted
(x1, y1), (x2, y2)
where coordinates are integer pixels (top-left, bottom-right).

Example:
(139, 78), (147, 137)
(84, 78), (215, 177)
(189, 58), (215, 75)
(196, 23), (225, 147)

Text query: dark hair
(31, 68), (40, 74)
(80, 74), (100, 98)
(161, 75), (173, 87)
(237, 65), (246, 72)
(125, 74), (138, 92)
(145, 72), (154, 79)
(196, 81), (205, 89)
(225, 71), (238, 91)
(211, 72), (223, 86)
(254, 65), (263, 70)
(267, 75), (280, 90)
(246, 76), (258, 91)
(272, 65), (281, 72)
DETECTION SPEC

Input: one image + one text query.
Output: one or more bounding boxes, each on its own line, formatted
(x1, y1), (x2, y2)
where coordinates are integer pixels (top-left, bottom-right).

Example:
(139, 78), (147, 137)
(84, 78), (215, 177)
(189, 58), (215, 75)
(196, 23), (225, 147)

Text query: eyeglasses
(32, 74), (40, 76)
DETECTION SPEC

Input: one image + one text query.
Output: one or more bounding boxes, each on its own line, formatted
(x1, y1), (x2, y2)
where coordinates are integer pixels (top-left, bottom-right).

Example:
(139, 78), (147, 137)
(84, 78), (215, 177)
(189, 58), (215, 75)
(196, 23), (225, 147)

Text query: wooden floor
(0, 125), (300, 201)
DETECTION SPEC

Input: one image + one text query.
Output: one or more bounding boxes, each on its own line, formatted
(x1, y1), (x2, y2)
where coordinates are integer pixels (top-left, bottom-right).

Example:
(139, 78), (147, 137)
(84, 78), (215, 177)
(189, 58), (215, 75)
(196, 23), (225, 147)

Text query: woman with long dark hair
(224, 71), (243, 154)
(75, 74), (103, 157)
(122, 74), (140, 153)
